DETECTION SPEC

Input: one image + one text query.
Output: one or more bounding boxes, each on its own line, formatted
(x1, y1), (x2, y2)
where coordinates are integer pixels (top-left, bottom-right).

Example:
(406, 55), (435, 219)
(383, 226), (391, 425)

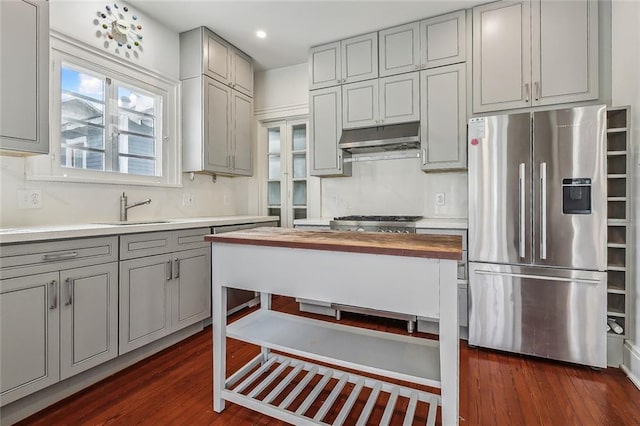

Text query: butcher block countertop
(205, 227), (462, 260)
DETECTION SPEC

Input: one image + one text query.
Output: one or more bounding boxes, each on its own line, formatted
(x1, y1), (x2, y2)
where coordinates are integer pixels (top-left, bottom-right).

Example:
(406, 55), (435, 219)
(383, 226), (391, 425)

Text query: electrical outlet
(182, 193), (193, 207)
(18, 189), (42, 209)
(435, 192), (445, 206)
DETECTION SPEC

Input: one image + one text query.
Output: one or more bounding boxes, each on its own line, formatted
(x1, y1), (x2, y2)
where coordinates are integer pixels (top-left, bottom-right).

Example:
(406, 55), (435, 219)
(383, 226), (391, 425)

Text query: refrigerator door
(468, 262), (606, 367)
(533, 105), (607, 270)
(468, 113), (532, 265)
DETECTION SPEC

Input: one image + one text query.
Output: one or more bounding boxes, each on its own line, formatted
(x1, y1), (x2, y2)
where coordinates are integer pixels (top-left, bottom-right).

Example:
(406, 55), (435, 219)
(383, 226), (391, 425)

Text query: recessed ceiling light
(256, 30), (267, 39)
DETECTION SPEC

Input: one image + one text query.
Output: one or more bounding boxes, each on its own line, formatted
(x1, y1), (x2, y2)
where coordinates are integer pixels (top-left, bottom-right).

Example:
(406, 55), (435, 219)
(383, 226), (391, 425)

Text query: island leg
(212, 248), (227, 413)
(439, 259), (459, 425)
(260, 292), (272, 362)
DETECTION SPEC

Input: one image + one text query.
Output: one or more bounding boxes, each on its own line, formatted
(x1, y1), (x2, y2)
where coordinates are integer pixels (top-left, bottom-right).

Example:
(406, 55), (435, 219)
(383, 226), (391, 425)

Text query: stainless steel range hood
(338, 122), (420, 154)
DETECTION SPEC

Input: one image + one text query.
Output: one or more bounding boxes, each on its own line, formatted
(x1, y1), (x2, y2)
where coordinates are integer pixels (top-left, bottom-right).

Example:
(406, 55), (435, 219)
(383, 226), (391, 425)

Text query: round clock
(96, 3), (143, 51)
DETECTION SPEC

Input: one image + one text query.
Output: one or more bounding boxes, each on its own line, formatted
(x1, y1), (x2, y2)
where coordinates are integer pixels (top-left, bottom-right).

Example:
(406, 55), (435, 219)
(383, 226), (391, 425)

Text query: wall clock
(96, 3), (143, 51)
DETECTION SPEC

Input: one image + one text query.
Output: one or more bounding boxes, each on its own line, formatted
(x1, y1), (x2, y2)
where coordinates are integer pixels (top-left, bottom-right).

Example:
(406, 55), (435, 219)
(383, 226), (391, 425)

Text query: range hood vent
(338, 122), (420, 154)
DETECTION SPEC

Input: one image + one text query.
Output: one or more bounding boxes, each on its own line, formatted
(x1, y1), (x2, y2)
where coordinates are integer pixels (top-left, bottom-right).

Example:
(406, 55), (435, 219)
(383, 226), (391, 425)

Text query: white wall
(254, 63), (308, 113)
(611, 0), (640, 381)
(0, 1), (252, 227)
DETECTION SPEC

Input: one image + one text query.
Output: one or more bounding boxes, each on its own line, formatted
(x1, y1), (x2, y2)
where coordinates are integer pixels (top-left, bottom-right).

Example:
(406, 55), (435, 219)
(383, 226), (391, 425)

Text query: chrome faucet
(120, 192), (151, 221)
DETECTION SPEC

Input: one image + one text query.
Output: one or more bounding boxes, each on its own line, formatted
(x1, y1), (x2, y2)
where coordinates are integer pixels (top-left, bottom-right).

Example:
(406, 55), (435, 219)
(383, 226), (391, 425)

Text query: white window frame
(27, 31), (181, 187)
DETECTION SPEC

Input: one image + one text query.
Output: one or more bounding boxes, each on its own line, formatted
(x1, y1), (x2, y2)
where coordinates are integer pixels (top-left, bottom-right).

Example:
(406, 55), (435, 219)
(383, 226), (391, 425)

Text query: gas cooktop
(332, 215), (423, 222)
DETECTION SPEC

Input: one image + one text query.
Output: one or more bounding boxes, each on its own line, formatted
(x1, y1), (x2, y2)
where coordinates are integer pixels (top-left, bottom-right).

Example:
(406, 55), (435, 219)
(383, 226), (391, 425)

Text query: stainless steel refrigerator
(467, 105), (607, 368)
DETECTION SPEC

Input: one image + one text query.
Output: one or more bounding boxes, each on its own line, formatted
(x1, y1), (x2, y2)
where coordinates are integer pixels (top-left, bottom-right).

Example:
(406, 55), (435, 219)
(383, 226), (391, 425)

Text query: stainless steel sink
(95, 220), (172, 226)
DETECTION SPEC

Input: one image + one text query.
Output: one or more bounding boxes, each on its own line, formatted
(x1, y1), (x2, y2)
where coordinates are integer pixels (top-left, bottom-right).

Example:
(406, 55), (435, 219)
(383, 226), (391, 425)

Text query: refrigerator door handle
(519, 163), (526, 258)
(540, 162), (547, 259)
(474, 269), (601, 285)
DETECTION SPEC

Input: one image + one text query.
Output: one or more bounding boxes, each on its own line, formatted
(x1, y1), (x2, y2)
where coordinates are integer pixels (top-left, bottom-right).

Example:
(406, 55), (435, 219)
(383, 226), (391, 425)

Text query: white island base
(209, 231), (460, 425)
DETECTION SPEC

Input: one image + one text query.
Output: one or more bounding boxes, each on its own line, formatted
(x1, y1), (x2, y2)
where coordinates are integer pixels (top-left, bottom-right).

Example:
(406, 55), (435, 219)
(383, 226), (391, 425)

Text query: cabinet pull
(414, 65), (420, 70)
(166, 260), (172, 281)
(422, 148), (427, 166)
(524, 83), (530, 102)
(43, 251), (78, 261)
(64, 278), (73, 306)
(49, 280), (58, 310)
(534, 81), (540, 101)
(174, 258), (180, 279)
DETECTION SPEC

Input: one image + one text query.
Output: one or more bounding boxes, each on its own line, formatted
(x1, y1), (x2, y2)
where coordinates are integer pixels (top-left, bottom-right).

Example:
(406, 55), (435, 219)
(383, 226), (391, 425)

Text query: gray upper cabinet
(473, 0), (598, 113)
(379, 22), (420, 77)
(421, 63), (467, 171)
(231, 90), (253, 175)
(181, 27), (254, 98)
(309, 42), (342, 90)
(0, 0), (49, 155)
(343, 72), (419, 129)
(341, 32), (378, 84)
(309, 86), (351, 177)
(420, 10), (466, 69)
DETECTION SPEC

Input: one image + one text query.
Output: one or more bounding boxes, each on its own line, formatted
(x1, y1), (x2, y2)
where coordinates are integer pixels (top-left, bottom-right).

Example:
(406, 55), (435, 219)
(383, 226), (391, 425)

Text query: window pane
(268, 208), (281, 226)
(268, 182), (281, 206)
(293, 181), (306, 206)
(118, 156), (156, 176)
(61, 66), (104, 102)
(118, 86), (156, 137)
(268, 155), (281, 179)
(61, 147), (105, 171)
(292, 124), (306, 151)
(293, 154), (306, 179)
(293, 208), (307, 220)
(268, 128), (281, 154)
(119, 134), (155, 157)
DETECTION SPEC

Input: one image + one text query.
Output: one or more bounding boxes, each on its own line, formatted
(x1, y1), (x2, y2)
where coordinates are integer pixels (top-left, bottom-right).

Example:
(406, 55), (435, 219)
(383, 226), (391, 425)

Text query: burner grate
(333, 215), (423, 222)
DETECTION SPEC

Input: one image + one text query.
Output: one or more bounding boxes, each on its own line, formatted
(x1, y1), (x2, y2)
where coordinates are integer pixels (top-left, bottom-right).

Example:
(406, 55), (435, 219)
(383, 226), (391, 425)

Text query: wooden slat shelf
(227, 310), (442, 388)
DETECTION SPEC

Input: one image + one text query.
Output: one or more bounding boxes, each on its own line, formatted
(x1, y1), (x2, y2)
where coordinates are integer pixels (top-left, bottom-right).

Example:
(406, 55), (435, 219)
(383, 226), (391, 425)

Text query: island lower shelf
(227, 309), (442, 388)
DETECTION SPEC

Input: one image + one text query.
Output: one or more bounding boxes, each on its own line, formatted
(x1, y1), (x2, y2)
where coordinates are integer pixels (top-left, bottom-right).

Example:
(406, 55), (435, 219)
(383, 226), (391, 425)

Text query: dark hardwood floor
(18, 296), (640, 425)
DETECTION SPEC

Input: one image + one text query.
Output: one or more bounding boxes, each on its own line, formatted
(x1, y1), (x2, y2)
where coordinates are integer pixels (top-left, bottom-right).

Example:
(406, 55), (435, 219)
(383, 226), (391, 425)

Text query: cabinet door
(0, 272), (59, 406)
(204, 76), (233, 174)
(231, 90), (253, 176)
(472, 1), (531, 113)
(232, 49), (254, 97)
(421, 63), (467, 171)
(379, 72), (420, 125)
(59, 263), (118, 380)
(172, 248), (211, 330)
(0, 0), (49, 154)
(342, 79), (379, 129)
(119, 254), (172, 355)
(341, 33), (378, 84)
(309, 42), (341, 90)
(420, 10), (466, 69)
(204, 30), (232, 86)
(379, 22), (420, 77)
(309, 87), (350, 176)
(531, 0), (598, 106)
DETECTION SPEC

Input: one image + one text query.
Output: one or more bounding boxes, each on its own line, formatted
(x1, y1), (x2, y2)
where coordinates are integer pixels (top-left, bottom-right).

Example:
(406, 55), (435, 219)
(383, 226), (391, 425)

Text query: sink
(95, 220), (173, 226)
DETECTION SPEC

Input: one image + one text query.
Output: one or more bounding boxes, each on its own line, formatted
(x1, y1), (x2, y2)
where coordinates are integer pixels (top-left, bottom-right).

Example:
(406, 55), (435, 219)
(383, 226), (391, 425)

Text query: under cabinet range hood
(338, 122), (420, 154)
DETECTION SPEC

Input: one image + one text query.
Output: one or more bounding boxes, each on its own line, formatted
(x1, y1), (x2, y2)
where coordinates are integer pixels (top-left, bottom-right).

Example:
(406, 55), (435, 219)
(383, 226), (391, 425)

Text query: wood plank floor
(18, 296), (640, 425)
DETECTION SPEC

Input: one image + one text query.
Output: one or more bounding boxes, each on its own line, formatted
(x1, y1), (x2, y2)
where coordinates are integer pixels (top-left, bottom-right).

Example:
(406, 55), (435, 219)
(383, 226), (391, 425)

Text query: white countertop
(0, 216), (278, 244)
(294, 217), (468, 230)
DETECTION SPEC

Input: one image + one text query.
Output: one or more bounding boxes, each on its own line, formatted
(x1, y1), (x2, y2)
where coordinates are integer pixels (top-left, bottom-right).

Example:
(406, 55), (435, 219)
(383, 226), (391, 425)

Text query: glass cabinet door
(264, 119), (308, 227)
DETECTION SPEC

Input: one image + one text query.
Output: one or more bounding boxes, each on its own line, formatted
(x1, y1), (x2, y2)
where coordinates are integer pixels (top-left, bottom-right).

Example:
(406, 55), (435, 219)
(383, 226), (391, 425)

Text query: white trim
(254, 103), (308, 121)
(622, 340), (640, 390)
(26, 30), (181, 188)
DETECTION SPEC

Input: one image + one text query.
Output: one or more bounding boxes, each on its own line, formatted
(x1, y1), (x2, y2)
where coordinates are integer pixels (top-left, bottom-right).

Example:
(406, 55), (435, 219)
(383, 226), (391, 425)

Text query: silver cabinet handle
(174, 258), (180, 279)
(166, 260), (172, 281)
(540, 162), (547, 260)
(474, 269), (601, 284)
(414, 65), (420, 70)
(524, 83), (530, 102)
(65, 277), (73, 306)
(49, 280), (58, 309)
(534, 81), (540, 101)
(43, 251), (78, 261)
(422, 148), (427, 166)
(519, 163), (526, 258)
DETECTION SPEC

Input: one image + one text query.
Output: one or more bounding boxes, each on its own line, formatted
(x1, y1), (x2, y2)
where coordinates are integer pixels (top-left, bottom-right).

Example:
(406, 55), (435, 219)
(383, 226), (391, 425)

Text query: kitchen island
(206, 227), (462, 425)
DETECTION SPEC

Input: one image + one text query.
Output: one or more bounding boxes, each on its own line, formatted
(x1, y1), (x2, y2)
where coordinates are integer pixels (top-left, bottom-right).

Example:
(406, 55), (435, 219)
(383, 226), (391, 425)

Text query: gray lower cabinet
(0, 236), (119, 406)
(118, 229), (210, 355)
(0, 0), (49, 155)
(420, 63), (466, 171)
(309, 86), (351, 176)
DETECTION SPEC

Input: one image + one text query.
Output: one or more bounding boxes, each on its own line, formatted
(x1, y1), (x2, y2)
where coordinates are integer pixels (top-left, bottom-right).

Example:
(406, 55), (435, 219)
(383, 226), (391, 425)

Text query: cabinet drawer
(0, 237), (118, 271)
(175, 228), (210, 251)
(120, 232), (172, 260)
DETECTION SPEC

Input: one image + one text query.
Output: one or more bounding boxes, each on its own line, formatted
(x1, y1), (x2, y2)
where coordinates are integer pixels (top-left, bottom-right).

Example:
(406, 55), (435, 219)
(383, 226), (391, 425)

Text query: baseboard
(0, 322), (204, 426)
(622, 340), (640, 390)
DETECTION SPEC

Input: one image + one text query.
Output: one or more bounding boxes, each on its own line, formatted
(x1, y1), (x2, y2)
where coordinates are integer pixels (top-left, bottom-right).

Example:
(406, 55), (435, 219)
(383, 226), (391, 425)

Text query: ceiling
(128, 1), (487, 71)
